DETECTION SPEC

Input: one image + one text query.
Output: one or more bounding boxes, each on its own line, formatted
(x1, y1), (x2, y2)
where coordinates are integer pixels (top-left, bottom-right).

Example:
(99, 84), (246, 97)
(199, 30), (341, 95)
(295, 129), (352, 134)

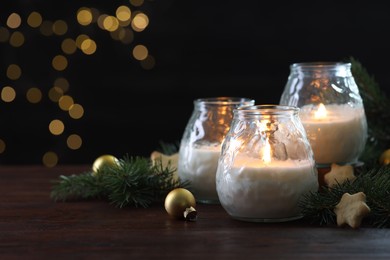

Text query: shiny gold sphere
(164, 188), (196, 218)
(379, 149), (390, 165)
(92, 154), (119, 175)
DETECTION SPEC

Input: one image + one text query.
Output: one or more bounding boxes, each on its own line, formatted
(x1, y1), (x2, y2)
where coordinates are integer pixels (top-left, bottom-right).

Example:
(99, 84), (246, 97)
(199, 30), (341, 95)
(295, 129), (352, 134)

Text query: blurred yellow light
(81, 39), (97, 55)
(54, 78), (69, 93)
(9, 31), (24, 47)
(49, 119), (65, 135)
(40, 21), (54, 36)
(130, 0), (144, 7)
(141, 55), (156, 70)
(6, 64), (22, 80)
(116, 6), (131, 22)
(67, 134), (82, 150)
(27, 12), (42, 28)
(69, 104), (84, 119)
(43, 151), (58, 167)
(118, 18), (131, 27)
(61, 38), (77, 55)
(76, 34), (90, 49)
(132, 45), (148, 61)
(26, 87), (42, 103)
(0, 27), (10, 42)
(52, 55), (68, 71)
(0, 139), (6, 154)
(53, 20), (68, 35)
(97, 14), (108, 30)
(77, 8), (93, 26)
(7, 13), (22, 29)
(131, 13), (149, 32)
(103, 16), (119, 32)
(48, 87), (64, 102)
(59, 95), (74, 111)
(1, 86), (16, 102)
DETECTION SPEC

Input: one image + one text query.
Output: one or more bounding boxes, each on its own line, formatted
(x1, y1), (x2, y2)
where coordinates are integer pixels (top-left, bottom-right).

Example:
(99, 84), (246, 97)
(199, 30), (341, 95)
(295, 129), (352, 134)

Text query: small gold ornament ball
(165, 188), (196, 218)
(92, 154), (119, 175)
(379, 149), (390, 165)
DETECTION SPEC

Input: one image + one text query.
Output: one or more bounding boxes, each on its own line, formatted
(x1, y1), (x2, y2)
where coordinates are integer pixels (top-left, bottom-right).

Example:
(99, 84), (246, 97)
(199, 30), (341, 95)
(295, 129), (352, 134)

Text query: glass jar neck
(290, 62), (352, 78)
(234, 105), (299, 120)
(194, 97), (255, 109)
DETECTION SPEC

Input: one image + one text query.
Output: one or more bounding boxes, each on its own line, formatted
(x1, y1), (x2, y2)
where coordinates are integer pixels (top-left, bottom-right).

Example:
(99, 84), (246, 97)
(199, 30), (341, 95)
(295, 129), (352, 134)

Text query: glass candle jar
(216, 105), (318, 222)
(279, 62), (368, 167)
(178, 97), (255, 204)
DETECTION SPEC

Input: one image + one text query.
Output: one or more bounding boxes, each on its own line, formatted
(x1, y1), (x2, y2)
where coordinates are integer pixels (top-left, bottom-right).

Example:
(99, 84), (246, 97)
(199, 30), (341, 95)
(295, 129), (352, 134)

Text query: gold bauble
(379, 149), (390, 165)
(92, 154), (119, 175)
(164, 188), (196, 219)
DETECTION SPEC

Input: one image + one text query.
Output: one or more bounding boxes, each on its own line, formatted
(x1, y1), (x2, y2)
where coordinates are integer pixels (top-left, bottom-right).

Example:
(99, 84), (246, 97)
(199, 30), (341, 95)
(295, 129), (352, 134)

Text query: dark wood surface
(1, 165), (389, 259)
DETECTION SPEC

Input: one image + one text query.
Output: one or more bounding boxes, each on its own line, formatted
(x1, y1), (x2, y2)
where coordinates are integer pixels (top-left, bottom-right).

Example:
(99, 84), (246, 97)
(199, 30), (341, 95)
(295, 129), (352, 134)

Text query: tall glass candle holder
(216, 105), (318, 222)
(279, 62), (368, 167)
(178, 97), (255, 204)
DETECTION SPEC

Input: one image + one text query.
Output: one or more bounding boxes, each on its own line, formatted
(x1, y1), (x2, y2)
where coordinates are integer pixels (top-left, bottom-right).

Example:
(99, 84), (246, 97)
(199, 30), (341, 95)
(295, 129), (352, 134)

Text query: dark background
(1, 1), (390, 165)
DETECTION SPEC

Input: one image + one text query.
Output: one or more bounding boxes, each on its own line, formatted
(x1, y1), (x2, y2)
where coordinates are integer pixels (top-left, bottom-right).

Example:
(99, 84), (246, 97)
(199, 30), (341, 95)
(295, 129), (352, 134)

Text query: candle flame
(314, 103), (327, 119)
(262, 137), (271, 164)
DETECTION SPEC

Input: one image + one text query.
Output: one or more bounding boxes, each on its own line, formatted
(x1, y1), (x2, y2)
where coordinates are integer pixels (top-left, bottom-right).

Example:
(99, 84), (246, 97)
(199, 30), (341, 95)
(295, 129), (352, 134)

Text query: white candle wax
(178, 145), (221, 203)
(299, 104), (367, 165)
(216, 156), (318, 220)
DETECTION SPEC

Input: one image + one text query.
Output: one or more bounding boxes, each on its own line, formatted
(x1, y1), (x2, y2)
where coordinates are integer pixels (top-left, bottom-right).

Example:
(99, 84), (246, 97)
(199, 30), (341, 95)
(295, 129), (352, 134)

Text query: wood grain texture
(0, 165), (389, 259)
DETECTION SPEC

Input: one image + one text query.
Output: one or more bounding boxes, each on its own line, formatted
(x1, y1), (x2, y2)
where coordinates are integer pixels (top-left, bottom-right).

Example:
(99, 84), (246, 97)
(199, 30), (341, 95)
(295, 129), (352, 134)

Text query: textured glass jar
(216, 105), (318, 222)
(178, 97), (255, 204)
(279, 62), (368, 166)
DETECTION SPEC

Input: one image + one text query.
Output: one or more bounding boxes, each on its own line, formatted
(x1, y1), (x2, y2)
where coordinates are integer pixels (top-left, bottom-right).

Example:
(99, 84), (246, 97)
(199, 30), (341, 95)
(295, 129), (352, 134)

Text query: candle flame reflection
(262, 137), (271, 164)
(314, 103), (327, 119)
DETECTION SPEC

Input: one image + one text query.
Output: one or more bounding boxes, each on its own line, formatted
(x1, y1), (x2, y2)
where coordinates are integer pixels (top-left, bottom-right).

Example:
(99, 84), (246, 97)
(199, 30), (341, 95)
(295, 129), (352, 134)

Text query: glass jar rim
(290, 62), (351, 70)
(235, 104), (299, 116)
(195, 97), (255, 106)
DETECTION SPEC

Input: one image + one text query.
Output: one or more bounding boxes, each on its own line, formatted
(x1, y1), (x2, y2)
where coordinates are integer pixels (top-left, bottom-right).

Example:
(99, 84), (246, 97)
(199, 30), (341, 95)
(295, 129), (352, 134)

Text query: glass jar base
(230, 214), (303, 223)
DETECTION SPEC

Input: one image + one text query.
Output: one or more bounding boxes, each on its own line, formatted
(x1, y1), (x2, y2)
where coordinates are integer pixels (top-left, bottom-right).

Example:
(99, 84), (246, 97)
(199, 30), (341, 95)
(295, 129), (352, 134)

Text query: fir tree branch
(50, 173), (106, 201)
(50, 155), (187, 208)
(300, 165), (390, 228)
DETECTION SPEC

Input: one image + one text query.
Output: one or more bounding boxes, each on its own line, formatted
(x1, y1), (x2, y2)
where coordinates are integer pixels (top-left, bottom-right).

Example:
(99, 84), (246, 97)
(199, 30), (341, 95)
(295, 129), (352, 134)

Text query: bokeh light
(67, 134), (82, 150)
(6, 64), (22, 80)
(9, 31), (25, 47)
(69, 104), (84, 119)
(1, 2), (153, 166)
(1, 86), (16, 102)
(59, 95), (74, 111)
(49, 119), (65, 135)
(52, 55), (68, 71)
(27, 12), (42, 28)
(77, 7), (93, 26)
(7, 13), (22, 29)
(26, 87), (42, 104)
(42, 151), (58, 167)
(132, 44), (148, 60)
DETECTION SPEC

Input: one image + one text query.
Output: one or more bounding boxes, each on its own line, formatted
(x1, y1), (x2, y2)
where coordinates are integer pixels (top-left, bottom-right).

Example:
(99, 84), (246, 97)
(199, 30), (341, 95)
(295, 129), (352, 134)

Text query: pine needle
(50, 155), (187, 208)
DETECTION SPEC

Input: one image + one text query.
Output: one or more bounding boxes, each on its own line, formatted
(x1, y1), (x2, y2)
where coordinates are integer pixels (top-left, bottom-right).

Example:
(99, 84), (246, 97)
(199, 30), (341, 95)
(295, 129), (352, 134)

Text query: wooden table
(1, 165), (389, 259)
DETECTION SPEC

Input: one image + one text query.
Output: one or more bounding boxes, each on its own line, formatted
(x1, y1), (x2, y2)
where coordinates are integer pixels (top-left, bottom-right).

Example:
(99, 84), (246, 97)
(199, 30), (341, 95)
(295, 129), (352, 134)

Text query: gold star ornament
(334, 192), (371, 228)
(324, 163), (356, 187)
(150, 151), (179, 181)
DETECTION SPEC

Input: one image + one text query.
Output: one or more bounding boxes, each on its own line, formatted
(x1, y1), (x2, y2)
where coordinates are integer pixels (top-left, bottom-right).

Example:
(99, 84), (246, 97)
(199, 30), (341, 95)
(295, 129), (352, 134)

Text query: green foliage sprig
(51, 155), (187, 208)
(300, 165), (390, 228)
